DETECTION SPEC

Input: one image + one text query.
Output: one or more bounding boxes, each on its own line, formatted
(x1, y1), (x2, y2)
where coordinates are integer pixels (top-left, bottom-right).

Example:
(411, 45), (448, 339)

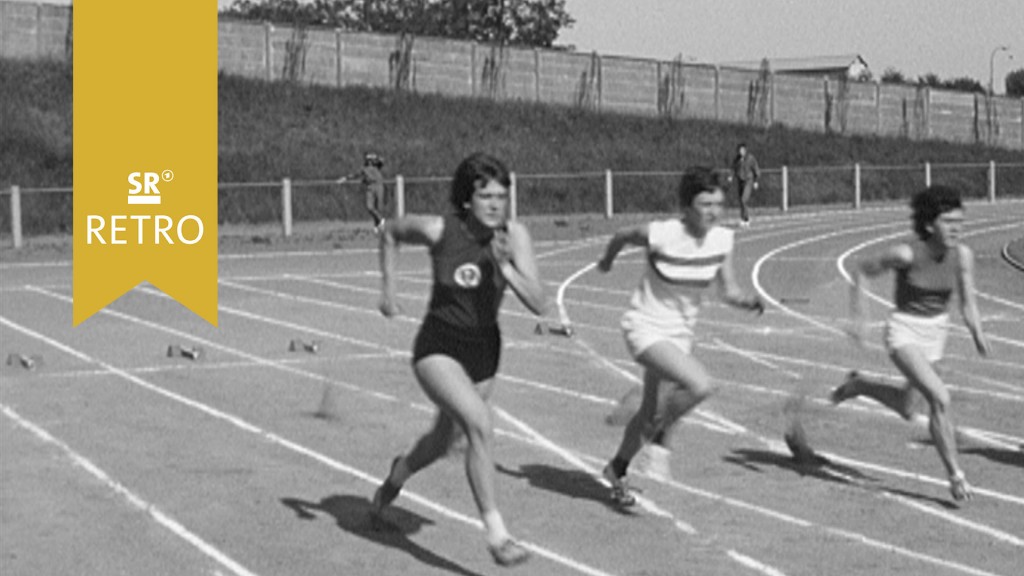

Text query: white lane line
(154, 276), (1024, 490)
(711, 338), (803, 380)
(21, 284), (1020, 574)
(0, 401), (260, 576)
(550, 219), (1024, 544)
(0, 313), (617, 576)
(493, 406), (797, 576)
(833, 222), (1024, 351)
(222, 272), (1024, 505)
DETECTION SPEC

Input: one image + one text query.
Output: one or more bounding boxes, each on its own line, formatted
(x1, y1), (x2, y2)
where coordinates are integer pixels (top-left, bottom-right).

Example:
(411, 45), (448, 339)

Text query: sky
(17, 0), (1023, 94)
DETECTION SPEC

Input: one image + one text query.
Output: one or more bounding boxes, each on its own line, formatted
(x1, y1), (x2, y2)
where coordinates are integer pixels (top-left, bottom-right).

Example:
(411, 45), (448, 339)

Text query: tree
(220, 0), (575, 48)
(1007, 68), (1024, 98)
(942, 76), (985, 94)
(880, 67), (906, 84)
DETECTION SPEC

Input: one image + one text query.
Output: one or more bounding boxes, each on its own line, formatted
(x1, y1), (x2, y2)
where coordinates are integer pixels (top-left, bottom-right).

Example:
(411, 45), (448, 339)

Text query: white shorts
(621, 310), (694, 359)
(884, 312), (949, 363)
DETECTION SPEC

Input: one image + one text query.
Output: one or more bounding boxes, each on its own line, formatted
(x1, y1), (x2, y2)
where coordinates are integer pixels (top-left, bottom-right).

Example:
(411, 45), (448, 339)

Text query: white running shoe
(636, 444), (673, 482)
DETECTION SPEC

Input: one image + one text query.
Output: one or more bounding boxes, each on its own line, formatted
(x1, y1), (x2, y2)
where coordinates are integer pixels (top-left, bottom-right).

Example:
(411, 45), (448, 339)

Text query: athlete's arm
(717, 250), (763, 314)
(597, 224), (649, 272)
(955, 244), (991, 356)
(848, 244), (911, 344)
(378, 215), (443, 317)
(495, 221), (548, 316)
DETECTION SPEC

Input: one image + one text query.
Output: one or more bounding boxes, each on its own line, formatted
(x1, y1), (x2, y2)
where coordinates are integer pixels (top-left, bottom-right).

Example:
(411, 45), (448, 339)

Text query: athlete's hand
(753, 181), (759, 190)
(379, 294), (401, 318)
(597, 256), (613, 273)
(336, 177), (348, 185)
(491, 228), (513, 264)
(744, 295), (765, 315)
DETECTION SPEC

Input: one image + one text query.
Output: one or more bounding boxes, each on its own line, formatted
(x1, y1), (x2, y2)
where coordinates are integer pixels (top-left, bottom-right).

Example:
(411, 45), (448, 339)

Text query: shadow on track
(281, 494), (485, 576)
(497, 463), (638, 515)
(724, 448), (959, 509)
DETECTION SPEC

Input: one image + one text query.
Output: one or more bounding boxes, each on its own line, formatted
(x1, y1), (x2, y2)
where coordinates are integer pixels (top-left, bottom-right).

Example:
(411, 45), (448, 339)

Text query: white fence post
(854, 163), (862, 209)
(988, 161), (996, 203)
(11, 186), (23, 249)
(281, 178), (293, 237)
(605, 169), (614, 218)
(925, 162), (932, 187)
(781, 166), (788, 212)
(509, 172), (518, 221)
(395, 175), (405, 217)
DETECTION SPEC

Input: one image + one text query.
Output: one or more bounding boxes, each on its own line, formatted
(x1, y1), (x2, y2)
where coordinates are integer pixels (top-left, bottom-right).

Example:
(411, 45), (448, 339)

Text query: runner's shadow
(724, 449), (958, 509)
(496, 463), (638, 515)
(280, 495), (484, 576)
(724, 448), (868, 484)
(962, 447), (1024, 469)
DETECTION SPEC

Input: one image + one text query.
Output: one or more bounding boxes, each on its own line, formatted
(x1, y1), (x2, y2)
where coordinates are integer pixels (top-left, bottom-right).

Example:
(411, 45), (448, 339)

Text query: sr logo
(453, 263), (482, 288)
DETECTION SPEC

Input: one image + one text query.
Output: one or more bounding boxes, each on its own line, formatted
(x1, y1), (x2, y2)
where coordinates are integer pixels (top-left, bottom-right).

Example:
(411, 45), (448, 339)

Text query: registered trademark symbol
(161, 170), (174, 182)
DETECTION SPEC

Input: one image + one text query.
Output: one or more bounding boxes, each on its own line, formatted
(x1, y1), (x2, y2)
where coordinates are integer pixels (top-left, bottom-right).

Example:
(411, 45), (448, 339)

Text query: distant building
(720, 55), (872, 81)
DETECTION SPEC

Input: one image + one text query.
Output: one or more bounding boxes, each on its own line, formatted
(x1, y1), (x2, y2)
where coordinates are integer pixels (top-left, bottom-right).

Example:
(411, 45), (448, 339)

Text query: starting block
(534, 323), (574, 338)
(167, 345), (204, 360)
(6, 353), (43, 370)
(289, 339), (321, 353)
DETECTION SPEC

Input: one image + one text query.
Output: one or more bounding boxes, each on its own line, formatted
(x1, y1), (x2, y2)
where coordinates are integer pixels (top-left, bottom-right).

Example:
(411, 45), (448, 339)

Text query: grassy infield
(2, 59), (1022, 235)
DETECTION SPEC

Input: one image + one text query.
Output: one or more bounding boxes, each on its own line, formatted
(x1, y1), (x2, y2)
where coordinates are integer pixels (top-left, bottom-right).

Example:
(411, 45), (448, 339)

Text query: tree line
(220, 0), (574, 49)
(880, 67), (1024, 97)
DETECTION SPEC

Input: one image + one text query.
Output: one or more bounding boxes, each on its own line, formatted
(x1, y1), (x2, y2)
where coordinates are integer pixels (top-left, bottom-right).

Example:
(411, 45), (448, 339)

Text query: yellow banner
(73, 2), (217, 326)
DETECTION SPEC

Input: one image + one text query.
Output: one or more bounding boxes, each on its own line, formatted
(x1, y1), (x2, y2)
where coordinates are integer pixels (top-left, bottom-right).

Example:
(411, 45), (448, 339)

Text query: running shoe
(371, 456), (403, 517)
(488, 539), (531, 566)
(602, 463), (637, 507)
(949, 471), (974, 502)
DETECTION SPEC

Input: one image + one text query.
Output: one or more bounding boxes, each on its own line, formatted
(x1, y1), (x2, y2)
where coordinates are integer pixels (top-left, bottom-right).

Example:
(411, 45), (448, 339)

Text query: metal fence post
(605, 169), (614, 218)
(925, 162), (932, 187)
(989, 161), (996, 203)
(854, 163), (862, 209)
(281, 178), (293, 237)
(395, 175), (405, 217)
(11, 186), (23, 249)
(509, 172), (517, 221)
(781, 166), (788, 212)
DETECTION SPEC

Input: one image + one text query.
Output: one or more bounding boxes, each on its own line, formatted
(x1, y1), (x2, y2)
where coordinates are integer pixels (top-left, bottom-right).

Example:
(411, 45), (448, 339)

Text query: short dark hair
(911, 185), (962, 240)
(678, 166), (724, 207)
(450, 152), (511, 218)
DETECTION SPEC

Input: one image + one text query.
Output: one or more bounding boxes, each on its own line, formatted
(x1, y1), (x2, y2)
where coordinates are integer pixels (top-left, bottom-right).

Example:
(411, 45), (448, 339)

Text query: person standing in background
(731, 143), (759, 227)
(338, 152), (388, 233)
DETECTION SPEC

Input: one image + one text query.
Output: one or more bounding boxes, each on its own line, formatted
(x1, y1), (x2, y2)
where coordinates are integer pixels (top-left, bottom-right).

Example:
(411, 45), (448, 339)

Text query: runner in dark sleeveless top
(834, 185), (991, 503)
(370, 153), (546, 567)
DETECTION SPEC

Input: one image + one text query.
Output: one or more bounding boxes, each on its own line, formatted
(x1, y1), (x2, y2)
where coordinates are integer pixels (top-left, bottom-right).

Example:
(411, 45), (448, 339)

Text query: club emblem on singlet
(454, 263), (482, 288)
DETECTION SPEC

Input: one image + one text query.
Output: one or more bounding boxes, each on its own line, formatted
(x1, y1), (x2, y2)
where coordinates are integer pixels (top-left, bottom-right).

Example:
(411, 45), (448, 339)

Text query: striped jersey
(628, 219), (733, 326)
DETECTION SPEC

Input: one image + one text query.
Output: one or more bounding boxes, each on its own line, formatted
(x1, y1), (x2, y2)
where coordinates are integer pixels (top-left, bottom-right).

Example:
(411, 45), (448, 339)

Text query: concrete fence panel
(537, 49), (596, 106)
(408, 37), (474, 97)
(2, 1), (1021, 150)
(602, 55), (660, 115)
(929, 89), (977, 144)
(217, 21), (267, 78)
(772, 74), (827, 131)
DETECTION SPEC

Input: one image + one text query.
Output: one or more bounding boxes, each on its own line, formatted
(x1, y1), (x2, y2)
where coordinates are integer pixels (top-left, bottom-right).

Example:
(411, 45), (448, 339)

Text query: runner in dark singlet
(834, 185), (992, 502)
(370, 153), (546, 566)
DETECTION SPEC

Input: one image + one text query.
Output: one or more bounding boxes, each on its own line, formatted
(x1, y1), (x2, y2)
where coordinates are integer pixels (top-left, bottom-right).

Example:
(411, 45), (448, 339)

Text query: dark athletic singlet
(424, 213), (507, 334)
(894, 241), (959, 317)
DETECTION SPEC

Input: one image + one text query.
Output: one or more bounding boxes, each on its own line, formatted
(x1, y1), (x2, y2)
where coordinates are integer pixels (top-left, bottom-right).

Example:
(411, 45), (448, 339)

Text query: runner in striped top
(598, 166), (764, 506)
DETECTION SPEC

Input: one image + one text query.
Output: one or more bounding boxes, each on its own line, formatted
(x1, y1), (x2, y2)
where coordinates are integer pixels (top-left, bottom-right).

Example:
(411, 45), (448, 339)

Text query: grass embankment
(3, 59), (1021, 235)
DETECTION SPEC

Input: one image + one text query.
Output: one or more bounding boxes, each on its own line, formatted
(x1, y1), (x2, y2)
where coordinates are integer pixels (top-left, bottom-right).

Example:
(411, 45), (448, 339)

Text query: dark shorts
(412, 316), (501, 383)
